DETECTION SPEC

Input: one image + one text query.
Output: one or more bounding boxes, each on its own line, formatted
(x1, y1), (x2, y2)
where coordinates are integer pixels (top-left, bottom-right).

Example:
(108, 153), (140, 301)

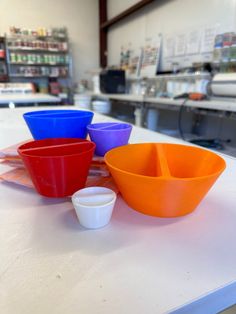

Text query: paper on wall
(164, 35), (175, 58)
(174, 33), (186, 56)
(186, 29), (201, 55)
(200, 25), (218, 53)
(127, 46), (143, 78)
(140, 34), (162, 77)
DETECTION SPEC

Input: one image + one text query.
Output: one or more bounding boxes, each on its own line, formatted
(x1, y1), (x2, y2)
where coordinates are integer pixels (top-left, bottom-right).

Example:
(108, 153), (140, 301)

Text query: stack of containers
(19, 109), (133, 228)
(18, 109), (94, 197)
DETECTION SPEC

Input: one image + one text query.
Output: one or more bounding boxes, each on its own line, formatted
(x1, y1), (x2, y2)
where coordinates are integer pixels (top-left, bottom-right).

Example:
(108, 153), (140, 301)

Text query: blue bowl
(23, 110), (94, 140)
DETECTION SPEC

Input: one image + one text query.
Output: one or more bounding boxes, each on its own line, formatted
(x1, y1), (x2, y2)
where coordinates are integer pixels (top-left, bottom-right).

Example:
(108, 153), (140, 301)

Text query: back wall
(107, 0), (236, 73)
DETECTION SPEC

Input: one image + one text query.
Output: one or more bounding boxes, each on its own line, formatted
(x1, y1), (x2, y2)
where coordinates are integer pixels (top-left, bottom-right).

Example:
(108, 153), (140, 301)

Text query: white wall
(108, 0), (140, 19)
(107, 0), (236, 72)
(0, 0), (99, 83)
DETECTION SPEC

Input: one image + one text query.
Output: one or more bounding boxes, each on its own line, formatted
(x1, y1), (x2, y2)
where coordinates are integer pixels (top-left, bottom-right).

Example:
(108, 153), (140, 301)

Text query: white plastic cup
(71, 187), (117, 229)
(134, 108), (142, 127)
(92, 100), (111, 114)
(74, 94), (91, 109)
(146, 108), (159, 131)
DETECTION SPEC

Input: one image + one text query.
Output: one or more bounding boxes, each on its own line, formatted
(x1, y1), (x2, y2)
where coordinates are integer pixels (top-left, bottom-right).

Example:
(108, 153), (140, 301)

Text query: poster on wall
(139, 34), (162, 77)
(128, 48), (143, 78)
(200, 24), (218, 53)
(120, 45), (130, 71)
(120, 44), (142, 78)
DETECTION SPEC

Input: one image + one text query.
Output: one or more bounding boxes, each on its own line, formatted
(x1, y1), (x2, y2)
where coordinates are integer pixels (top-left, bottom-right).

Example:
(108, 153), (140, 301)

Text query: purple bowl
(87, 122), (132, 156)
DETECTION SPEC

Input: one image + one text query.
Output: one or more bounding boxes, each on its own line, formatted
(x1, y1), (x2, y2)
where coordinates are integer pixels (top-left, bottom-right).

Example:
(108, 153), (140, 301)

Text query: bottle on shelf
(0, 37), (8, 82)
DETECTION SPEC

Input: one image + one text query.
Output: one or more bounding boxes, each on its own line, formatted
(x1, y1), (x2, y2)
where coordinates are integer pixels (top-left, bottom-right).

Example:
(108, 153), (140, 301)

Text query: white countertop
(1, 107), (236, 314)
(0, 93), (60, 105)
(91, 92), (236, 112)
(146, 96), (236, 112)
(91, 92), (144, 103)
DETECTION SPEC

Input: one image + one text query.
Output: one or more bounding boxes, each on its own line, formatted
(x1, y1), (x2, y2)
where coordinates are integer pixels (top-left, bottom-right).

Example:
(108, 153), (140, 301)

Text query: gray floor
(159, 129), (236, 158)
(220, 304), (236, 313)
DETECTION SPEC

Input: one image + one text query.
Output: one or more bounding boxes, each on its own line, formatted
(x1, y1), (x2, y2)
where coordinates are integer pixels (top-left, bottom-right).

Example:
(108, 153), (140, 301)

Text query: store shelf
(7, 35), (68, 41)
(5, 31), (71, 84)
(9, 74), (68, 78)
(9, 62), (69, 66)
(8, 48), (68, 53)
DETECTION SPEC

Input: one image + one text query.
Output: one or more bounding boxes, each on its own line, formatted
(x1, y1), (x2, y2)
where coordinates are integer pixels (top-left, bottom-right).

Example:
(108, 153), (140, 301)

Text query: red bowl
(18, 138), (95, 197)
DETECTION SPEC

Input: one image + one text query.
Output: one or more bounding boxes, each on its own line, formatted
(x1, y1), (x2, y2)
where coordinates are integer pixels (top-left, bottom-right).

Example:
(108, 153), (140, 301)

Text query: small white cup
(71, 187), (117, 229)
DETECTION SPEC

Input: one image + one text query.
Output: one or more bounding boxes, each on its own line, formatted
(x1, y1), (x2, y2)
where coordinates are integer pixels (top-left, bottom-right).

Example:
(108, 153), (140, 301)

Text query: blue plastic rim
(23, 109), (94, 140)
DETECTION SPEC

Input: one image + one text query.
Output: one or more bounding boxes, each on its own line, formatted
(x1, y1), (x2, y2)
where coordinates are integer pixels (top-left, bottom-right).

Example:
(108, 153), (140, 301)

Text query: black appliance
(99, 70), (126, 94)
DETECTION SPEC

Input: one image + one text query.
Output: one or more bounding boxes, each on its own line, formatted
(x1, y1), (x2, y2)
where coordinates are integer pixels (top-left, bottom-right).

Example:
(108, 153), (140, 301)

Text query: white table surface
(146, 96), (236, 112)
(1, 107), (236, 314)
(0, 93), (60, 105)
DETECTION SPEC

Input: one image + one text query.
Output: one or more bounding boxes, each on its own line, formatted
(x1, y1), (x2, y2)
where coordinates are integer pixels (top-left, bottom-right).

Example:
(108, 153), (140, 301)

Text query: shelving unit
(4, 30), (72, 96)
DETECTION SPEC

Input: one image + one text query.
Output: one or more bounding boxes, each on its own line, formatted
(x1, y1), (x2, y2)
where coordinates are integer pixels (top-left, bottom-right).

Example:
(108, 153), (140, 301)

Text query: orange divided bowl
(104, 143), (226, 217)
